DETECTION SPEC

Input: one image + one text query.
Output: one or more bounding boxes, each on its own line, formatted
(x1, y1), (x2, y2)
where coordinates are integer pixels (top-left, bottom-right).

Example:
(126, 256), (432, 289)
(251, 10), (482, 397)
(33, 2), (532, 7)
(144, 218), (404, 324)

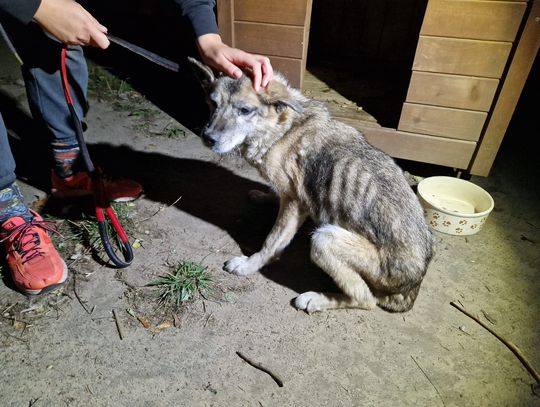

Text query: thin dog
(190, 58), (434, 313)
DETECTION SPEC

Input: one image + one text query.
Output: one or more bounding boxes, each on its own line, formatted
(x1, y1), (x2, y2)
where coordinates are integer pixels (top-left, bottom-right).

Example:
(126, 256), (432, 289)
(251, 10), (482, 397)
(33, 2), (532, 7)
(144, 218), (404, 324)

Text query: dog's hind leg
(294, 224), (379, 313)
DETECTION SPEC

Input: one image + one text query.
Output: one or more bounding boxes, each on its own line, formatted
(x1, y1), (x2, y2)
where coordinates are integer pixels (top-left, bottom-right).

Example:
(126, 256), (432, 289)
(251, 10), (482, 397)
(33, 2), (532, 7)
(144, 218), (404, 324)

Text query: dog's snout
(202, 131), (216, 147)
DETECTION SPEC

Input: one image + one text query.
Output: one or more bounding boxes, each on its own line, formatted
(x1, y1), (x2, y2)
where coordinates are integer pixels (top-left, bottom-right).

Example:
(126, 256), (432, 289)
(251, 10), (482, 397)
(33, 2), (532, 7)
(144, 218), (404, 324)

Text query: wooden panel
(269, 57), (303, 89)
(217, 0), (233, 46)
(471, 0), (540, 176)
(234, 22), (305, 58)
(413, 36), (512, 78)
(398, 103), (487, 141)
(406, 71), (499, 111)
(234, 0), (308, 26)
(421, 0), (526, 42)
(362, 127), (476, 169)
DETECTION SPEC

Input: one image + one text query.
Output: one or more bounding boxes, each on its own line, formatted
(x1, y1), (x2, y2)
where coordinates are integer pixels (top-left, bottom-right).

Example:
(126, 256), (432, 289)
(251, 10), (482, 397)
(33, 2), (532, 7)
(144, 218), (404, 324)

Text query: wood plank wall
(397, 0), (527, 171)
(217, 0), (313, 88)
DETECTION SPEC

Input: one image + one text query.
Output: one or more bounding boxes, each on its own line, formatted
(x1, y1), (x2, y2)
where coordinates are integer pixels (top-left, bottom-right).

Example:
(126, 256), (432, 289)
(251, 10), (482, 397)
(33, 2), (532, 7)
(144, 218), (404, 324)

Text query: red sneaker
(51, 170), (143, 202)
(1, 211), (68, 295)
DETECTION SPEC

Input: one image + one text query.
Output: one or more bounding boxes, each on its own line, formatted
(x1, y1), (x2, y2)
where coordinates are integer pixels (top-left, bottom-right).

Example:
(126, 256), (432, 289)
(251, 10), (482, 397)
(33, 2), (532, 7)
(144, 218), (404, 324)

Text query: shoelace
(1, 218), (61, 264)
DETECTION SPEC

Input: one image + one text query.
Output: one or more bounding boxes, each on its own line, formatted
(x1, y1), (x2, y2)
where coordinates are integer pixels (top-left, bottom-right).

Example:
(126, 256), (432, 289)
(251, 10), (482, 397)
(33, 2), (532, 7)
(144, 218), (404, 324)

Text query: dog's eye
(238, 106), (255, 116)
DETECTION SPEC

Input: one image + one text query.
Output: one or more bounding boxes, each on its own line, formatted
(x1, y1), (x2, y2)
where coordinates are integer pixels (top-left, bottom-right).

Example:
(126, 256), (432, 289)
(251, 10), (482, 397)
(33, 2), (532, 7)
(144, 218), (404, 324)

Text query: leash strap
(60, 47), (133, 268)
(107, 34), (180, 72)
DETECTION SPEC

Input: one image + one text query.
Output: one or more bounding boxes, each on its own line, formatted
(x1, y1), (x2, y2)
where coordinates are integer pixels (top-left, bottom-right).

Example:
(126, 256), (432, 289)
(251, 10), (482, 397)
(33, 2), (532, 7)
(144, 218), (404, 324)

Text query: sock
(52, 143), (81, 179)
(0, 182), (32, 225)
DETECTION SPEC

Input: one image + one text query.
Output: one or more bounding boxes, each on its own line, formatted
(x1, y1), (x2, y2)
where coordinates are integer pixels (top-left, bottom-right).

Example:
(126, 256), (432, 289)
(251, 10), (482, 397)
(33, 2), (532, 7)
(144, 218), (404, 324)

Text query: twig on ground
(136, 195), (182, 224)
(411, 356), (445, 407)
(112, 309), (124, 340)
(4, 331), (28, 343)
(450, 301), (540, 385)
(73, 275), (92, 314)
(236, 351), (284, 387)
(2, 302), (18, 314)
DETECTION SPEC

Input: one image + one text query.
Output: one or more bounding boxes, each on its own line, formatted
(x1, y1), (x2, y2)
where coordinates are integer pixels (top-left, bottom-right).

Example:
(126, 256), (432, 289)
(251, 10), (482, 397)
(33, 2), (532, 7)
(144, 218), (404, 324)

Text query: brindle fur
(190, 58), (433, 313)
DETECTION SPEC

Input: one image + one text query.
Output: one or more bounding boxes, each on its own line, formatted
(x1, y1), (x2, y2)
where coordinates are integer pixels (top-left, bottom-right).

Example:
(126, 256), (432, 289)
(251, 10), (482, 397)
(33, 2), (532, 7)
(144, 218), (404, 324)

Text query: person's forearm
(0, 0), (42, 24)
(174, 0), (218, 37)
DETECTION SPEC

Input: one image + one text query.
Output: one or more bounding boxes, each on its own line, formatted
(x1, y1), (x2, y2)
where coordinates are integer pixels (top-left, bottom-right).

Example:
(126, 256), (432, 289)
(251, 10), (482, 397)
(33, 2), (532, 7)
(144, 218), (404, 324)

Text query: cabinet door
(217, 0), (313, 88)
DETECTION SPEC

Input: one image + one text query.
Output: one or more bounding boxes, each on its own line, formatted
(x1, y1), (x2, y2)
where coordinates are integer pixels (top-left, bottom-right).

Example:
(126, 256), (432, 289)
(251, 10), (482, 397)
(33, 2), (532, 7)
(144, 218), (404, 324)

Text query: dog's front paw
(224, 255), (259, 276)
(294, 291), (325, 314)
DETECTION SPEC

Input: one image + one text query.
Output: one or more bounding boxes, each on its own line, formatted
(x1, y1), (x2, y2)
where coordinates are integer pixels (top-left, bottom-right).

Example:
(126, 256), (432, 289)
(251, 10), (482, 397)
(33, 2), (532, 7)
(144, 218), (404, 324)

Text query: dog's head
(189, 57), (303, 154)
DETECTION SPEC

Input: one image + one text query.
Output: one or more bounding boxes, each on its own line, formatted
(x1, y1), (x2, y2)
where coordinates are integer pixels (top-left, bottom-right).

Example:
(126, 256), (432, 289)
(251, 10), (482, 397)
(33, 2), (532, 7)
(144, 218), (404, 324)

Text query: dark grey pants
(0, 20), (88, 189)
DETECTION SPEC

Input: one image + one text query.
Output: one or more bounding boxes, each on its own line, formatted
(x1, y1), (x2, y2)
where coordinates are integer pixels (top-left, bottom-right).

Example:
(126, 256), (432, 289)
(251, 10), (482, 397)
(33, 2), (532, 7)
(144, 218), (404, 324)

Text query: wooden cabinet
(217, 0), (539, 176)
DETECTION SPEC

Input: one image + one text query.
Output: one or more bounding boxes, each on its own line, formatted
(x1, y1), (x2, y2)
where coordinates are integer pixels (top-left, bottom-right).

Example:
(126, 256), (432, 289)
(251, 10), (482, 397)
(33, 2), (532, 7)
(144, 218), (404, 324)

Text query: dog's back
(262, 96), (433, 312)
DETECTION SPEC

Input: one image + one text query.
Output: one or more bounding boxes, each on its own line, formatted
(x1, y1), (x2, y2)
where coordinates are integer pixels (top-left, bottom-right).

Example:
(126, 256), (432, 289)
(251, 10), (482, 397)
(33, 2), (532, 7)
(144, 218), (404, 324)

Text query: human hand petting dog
(33, 0), (110, 49)
(197, 33), (273, 91)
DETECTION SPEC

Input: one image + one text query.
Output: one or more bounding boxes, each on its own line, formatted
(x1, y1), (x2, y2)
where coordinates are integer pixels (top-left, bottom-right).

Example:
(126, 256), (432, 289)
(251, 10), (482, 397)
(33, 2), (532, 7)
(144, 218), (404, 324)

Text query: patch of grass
(61, 202), (134, 258)
(162, 123), (186, 139)
(148, 261), (212, 308)
(87, 64), (159, 122)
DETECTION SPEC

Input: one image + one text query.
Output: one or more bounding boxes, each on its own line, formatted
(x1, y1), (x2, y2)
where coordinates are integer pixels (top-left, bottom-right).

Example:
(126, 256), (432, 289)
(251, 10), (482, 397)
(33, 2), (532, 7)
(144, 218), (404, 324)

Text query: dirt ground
(0, 46), (539, 407)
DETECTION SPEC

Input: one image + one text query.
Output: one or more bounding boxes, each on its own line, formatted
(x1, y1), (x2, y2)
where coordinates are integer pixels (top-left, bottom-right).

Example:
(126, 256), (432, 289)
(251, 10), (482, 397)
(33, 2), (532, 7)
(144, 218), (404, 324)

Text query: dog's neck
(244, 132), (285, 165)
(243, 113), (296, 166)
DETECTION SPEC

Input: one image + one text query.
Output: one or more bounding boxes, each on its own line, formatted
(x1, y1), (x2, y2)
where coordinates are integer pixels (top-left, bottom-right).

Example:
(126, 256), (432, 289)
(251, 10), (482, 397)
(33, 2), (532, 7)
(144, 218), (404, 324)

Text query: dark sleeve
(0, 0), (41, 24)
(174, 0), (218, 37)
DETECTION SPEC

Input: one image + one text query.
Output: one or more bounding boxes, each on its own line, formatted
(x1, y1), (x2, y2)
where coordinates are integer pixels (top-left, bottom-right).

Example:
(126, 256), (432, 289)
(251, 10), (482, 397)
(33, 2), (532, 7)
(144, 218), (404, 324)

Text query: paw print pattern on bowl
(418, 177), (494, 236)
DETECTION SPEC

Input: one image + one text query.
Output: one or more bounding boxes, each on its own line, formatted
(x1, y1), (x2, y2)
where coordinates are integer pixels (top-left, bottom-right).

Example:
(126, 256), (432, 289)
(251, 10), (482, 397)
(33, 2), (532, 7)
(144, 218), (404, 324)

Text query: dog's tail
(377, 284), (422, 313)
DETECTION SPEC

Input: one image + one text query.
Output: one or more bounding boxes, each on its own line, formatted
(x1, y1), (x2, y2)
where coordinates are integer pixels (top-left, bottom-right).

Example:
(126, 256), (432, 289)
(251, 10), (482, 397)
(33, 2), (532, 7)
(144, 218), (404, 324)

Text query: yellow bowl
(417, 176), (494, 236)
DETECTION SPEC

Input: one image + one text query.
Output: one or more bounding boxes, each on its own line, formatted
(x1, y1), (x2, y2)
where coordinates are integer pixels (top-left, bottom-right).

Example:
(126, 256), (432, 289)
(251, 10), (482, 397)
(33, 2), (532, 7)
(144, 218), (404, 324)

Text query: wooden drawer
(413, 36), (512, 78)
(421, 0), (527, 42)
(398, 103), (487, 141)
(234, 0), (309, 26)
(406, 72), (499, 111)
(234, 22), (305, 59)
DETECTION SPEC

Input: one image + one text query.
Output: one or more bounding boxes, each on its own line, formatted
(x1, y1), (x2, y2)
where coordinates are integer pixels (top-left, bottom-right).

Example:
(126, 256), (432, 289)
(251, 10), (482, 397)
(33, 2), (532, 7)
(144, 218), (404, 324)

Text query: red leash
(60, 47), (133, 268)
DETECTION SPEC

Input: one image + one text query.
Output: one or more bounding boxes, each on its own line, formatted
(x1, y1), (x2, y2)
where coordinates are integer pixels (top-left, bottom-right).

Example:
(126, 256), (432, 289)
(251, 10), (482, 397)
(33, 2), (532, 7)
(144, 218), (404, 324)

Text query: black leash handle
(60, 46), (133, 268)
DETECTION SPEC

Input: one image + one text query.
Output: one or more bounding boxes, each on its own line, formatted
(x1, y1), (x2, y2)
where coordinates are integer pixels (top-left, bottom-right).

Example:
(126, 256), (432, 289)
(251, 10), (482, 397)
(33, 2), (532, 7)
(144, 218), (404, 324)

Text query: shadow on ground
(1, 88), (337, 296)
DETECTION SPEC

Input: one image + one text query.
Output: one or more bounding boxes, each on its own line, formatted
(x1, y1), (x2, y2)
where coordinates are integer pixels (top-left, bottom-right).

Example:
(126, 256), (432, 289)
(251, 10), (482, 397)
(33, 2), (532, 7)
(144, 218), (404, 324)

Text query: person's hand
(33, 0), (110, 49)
(197, 33), (273, 91)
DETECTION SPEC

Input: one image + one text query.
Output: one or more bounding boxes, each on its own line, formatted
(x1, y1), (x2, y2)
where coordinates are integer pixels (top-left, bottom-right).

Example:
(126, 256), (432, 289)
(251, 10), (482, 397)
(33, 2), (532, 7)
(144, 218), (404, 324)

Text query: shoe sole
(20, 260), (69, 296)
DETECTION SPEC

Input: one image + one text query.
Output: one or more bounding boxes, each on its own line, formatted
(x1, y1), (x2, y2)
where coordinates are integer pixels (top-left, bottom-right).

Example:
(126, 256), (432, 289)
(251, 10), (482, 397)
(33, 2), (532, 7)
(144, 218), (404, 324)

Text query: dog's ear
(188, 57), (215, 90)
(259, 80), (303, 113)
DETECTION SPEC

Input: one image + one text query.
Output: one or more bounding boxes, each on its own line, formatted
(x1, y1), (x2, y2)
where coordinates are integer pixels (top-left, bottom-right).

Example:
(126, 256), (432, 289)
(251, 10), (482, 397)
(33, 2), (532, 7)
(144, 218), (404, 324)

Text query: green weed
(148, 261), (212, 308)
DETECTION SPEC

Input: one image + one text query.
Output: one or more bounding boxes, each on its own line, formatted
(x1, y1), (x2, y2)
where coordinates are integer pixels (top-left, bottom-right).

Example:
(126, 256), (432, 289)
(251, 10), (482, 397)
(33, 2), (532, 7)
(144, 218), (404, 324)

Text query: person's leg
(2, 19), (87, 177)
(3, 19), (142, 201)
(0, 112), (32, 223)
(0, 112), (67, 294)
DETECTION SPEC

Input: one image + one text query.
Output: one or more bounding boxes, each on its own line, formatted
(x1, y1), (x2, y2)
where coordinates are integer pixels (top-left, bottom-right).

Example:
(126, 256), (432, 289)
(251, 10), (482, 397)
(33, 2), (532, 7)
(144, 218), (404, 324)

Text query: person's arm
(0, 0), (109, 49)
(175, 0), (273, 90)
(0, 0), (42, 24)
